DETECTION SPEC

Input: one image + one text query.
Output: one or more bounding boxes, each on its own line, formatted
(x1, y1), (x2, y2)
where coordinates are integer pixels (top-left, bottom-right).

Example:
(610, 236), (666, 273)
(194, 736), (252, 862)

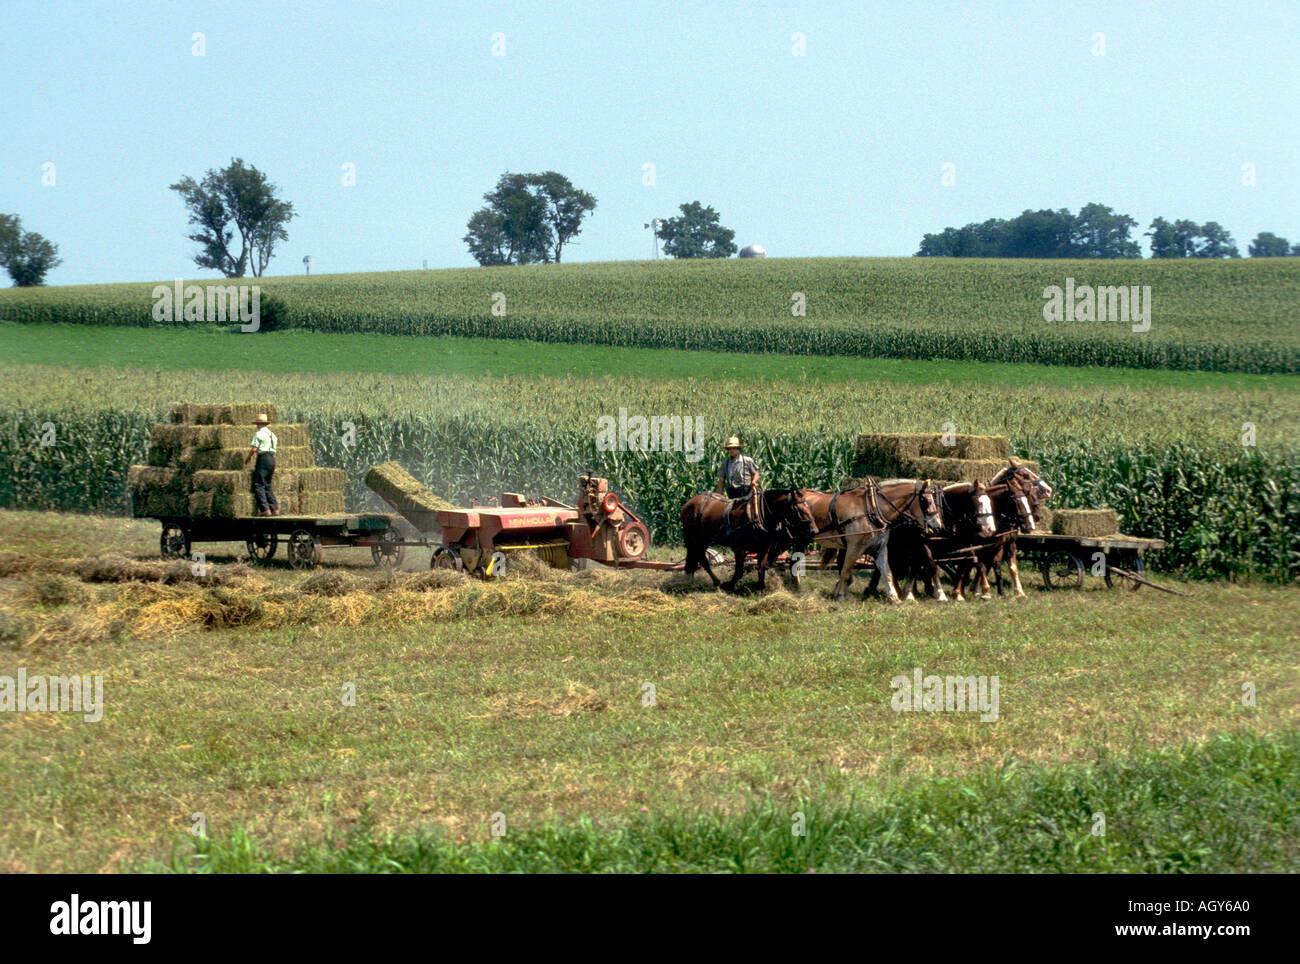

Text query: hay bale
(170, 402), (278, 425)
(127, 465), (188, 517)
(1052, 508), (1120, 537)
(853, 433), (1011, 476)
(187, 445), (314, 471)
(297, 467), (347, 492)
(298, 491), (345, 515)
(899, 456), (1006, 483)
(364, 461), (454, 531)
(208, 424), (309, 449)
(1032, 505), (1055, 533)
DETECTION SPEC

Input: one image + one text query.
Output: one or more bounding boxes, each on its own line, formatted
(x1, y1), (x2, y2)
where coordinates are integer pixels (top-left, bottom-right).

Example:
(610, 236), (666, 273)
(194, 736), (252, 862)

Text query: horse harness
(822, 480), (925, 542)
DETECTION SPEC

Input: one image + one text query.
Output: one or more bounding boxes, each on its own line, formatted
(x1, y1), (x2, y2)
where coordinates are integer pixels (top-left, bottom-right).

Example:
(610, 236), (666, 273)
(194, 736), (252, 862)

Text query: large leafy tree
(170, 158), (296, 277)
(1071, 203), (1141, 258)
(1146, 217), (1201, 258)
(1248, 232), (1294, 257)
(463, 171), (596, 265)
(0, 213), (62, 286)
(655, 201), (737, 259)
(1194, 221), (1239, 258)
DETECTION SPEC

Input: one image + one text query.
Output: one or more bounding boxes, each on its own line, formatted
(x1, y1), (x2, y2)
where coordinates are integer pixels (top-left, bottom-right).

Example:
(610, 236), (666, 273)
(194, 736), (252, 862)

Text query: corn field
(1, 257), (1296, 373)
(1, 408), (1295, 580)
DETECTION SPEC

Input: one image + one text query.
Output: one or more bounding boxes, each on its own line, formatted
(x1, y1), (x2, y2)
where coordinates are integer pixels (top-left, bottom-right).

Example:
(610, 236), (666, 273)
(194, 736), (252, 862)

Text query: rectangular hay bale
(853, 433), (1012, 476)
(298, 467), (347, 492)
(1051, 508), (1120, 537)
(186, 445), (314, 471)
(170, 402), (278, 425)
(298, 491), (346, 515)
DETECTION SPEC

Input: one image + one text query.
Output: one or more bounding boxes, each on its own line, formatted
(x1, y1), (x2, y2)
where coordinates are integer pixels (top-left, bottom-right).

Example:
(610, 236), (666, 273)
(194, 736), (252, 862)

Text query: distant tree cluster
(463, 172), (596, 265)
(0, 213), (62, 286)
(917, 204), (1295, 259)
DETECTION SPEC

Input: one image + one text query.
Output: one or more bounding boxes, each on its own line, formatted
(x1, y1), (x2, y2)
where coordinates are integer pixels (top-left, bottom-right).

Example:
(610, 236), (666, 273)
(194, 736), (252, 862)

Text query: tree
(1147, 217), (1200, 258)
(1071, 202), (1141, 258)
(655, 202), (737, 259)
(0, 214), (62, 286)
(463, 171), (596, 266)
(1194, 221), (1239, 258)
(1003, 209), (1076, 258)
(170, 158), (296, 277)
(1248, 232), (1292, 257)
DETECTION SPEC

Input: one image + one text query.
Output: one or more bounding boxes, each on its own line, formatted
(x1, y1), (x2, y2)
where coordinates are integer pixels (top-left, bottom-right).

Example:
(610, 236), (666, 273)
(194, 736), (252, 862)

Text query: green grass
(0, 513), (1296, 872)
(152, 730), (1300, 873)
(1, 257), (1297, 372)
(2, 321), (1295, 394)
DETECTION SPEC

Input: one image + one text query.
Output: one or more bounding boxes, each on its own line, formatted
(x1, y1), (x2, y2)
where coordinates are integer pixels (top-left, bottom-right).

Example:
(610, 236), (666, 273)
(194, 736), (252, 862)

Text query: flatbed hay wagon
(151, 471), (679, 574)
(1015, 531), (1167, 591)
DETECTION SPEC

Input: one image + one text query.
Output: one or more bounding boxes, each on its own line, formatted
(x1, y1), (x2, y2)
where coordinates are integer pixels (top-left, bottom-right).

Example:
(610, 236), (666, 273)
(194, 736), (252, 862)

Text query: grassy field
(0, 511), (1296, 873)
(1, 257), (1297, 372)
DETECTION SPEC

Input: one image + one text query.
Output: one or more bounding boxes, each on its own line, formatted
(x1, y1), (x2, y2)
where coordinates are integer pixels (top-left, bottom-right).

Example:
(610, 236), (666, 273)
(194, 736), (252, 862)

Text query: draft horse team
(681, 439), (1052, 603)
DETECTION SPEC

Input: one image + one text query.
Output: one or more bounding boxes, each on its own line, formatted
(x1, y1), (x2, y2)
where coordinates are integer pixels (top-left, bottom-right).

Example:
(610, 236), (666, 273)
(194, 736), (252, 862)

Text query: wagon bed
(1015, 530), (1166, 590)
(152, 512), (414, 569)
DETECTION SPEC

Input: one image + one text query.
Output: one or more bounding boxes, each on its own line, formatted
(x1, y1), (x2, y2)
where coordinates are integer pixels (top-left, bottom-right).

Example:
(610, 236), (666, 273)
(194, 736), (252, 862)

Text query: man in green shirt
(716, 435), (762, 527)
(243, 413), (280, 516)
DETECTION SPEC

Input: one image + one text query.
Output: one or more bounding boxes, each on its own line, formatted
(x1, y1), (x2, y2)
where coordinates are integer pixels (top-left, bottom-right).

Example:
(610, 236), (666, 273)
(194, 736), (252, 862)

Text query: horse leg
(723, 546), (745, 591)
(1009, 545), (1025, 597)
(833, 537), (859, 601)
(874, 539), (901, 604)
(690, 539), (721, 587)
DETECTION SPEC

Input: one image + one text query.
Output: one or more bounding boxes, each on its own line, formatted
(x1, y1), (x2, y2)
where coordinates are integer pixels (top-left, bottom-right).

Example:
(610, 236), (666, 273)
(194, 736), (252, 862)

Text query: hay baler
(429, 475), (660, 576)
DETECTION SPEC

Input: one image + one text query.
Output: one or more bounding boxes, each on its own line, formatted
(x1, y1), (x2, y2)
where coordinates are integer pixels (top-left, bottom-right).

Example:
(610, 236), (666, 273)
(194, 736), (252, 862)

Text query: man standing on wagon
(244, 413), (280, 516)
(716, 435), (762, 528)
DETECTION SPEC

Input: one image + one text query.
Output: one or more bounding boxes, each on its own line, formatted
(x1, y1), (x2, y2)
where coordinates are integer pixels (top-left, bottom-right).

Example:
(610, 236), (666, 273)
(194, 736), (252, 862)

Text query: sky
(3, 0), (1297, 285)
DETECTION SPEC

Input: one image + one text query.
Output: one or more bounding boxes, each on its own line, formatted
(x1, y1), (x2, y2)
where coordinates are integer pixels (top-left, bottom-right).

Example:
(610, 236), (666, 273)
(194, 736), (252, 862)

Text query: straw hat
(723, 436), (741, 450)
(254, 413), (270, 425)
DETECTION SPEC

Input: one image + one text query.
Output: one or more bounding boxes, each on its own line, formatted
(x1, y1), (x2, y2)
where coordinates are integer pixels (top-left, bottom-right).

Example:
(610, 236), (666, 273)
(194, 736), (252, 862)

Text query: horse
(867, 474), (1039, 601)
(793, 479), (944, 603)
(681, 488), (818, 591)
(945, 476), (1039, 599)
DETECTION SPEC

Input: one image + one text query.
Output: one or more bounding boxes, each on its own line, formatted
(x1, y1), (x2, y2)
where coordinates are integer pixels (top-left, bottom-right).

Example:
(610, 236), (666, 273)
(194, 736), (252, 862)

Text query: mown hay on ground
(1052, 508), (1120, 537)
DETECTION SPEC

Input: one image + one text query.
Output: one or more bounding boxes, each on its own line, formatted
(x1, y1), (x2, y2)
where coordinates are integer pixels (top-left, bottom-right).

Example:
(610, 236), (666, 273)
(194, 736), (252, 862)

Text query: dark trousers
(253, 452), (278, 513)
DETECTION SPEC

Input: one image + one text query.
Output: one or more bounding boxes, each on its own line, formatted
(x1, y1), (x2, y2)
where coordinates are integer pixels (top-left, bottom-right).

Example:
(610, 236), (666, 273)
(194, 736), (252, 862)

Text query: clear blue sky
(4, 0), (1297, 285)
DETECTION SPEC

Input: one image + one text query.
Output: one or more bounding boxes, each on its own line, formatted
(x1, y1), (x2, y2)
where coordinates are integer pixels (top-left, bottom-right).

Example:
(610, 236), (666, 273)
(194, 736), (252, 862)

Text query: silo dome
(738, 244), (766, 258)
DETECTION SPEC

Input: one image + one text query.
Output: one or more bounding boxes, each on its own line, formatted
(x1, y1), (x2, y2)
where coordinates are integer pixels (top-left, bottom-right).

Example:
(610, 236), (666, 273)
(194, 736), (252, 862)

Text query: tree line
(6, 172), (1298, 286)
(916, 203), (1299, 259)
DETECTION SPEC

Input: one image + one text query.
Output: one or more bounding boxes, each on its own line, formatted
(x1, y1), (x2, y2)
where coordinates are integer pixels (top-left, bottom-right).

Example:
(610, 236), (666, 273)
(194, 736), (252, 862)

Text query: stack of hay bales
(843, 433), (1039, 488)
(364, 461), (455, 532)
(128, 403), (347, 518)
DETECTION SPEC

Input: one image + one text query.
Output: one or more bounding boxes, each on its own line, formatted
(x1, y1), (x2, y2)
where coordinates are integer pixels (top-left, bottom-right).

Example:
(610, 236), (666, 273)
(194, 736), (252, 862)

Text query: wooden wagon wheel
(1041, 550), (1084, 590)
(1104, 553), (1145, 591)
(288, 529), (322, 570)
(246, 531), (277, 565)
(160, 523), (190, 560)
(371, 528), (406, 569)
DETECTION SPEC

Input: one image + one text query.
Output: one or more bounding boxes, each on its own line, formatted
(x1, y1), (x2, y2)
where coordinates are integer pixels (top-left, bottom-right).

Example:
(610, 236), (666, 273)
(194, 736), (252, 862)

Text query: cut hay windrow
(1052, 508), (1120, 537)
(364, 460), (456, 532)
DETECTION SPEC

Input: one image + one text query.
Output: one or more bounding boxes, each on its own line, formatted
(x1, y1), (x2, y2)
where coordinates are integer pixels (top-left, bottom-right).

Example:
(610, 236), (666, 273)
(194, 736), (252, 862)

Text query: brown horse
(795, 480), (944, 603)
(868, 474), (1040, 601)
(681, 488), (818, 591)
